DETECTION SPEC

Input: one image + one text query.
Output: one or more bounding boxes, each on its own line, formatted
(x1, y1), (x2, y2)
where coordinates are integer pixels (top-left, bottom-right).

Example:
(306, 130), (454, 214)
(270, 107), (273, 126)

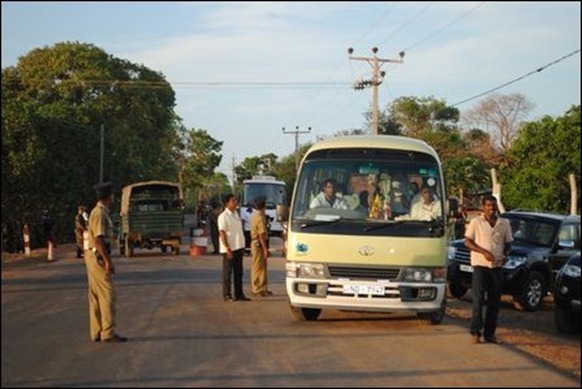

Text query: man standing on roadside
(85, 182), (127, 343)
(250, 197), (272, 297)
(464, 195), (512, 344)
(218, 194), (250, 302)
(74, 205), (88, 259)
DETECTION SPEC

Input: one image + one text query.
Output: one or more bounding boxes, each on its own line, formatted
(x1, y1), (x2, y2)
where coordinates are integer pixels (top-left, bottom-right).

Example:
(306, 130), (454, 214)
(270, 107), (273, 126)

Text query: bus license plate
(343, 284), (385, 296)
(460, 264), (474, 273)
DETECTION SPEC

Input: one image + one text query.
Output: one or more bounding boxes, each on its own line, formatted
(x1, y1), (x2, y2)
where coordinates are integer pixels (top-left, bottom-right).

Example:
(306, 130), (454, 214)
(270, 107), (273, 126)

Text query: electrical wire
(452, 49), (581, 107)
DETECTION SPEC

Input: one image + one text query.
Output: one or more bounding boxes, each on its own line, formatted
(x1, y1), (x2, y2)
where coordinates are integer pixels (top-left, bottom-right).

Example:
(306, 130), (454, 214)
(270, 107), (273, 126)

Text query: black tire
(172, 245), (180, 255)
(554, 303), (576, 334)
(417, 297), (446, 325)
(290, 305), (321, 321)
(447, 282), (468, 299)
(161, 245), (167, 253)
(513, 271), (546, 312)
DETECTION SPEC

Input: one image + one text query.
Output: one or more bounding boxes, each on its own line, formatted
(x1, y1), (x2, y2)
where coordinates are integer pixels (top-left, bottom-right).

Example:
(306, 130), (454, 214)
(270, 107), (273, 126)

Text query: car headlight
(504, 255), (527, 270)
(286, 262), (325, 279)
(447, 246), (457, 262)
(402, 268), (445, 283)
(561, 264), (581, 278)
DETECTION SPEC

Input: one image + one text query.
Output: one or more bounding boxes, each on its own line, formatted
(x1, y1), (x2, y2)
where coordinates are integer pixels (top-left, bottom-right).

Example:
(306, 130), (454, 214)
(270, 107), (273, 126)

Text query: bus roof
(304, 135), (440, 161)
(243, 175), (285, 185)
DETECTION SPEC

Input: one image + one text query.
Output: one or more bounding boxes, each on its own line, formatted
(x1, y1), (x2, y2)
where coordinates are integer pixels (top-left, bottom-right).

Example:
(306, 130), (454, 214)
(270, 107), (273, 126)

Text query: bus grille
(328, 266), (400, 281)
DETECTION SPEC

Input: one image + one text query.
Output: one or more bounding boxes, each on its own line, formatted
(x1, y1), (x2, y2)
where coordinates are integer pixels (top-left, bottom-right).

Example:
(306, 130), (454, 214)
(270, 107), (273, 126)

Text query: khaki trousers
(84, 251), (116, 340)
(251, 241), (268, 294)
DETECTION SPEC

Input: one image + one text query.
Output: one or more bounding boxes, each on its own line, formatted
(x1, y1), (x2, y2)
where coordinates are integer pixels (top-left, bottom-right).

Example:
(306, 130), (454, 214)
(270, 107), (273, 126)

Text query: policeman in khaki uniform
(84, 182), (127, 343)
(250, 197), (272, 297)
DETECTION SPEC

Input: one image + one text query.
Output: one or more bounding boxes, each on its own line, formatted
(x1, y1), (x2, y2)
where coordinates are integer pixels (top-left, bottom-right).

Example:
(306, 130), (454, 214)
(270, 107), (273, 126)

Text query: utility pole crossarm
(347, 47), (404, 135)
(283, 126), (312, 171)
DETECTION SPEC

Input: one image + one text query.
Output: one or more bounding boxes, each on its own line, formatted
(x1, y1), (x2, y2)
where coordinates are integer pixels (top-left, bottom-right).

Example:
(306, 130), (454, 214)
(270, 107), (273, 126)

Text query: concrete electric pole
(348, 47), (404, 135)
(283, 126), (311, 171)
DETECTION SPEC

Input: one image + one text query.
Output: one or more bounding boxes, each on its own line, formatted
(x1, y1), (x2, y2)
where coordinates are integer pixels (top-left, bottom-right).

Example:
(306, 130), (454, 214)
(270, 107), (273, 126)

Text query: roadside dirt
(446, 291), (581, 379)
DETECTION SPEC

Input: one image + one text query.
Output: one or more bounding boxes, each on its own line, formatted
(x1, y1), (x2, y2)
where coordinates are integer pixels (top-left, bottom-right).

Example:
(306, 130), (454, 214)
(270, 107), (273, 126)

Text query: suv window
(558, 223), (581, 249)
(506, 215), (560, 247)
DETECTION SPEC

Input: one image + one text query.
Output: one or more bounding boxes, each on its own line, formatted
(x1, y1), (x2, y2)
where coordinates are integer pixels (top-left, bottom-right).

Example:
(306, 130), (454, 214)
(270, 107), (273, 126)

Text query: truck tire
(513, 271), (546, 311)
(290, 304), (321, 321)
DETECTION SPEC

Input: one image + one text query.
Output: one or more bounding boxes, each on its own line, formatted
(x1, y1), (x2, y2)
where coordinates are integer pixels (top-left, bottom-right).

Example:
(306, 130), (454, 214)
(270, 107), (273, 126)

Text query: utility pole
(99, 123), (104, 183)
(283, 126), (311, 171)
(348, 47), (404, 135)
(231, 153), (237, 188)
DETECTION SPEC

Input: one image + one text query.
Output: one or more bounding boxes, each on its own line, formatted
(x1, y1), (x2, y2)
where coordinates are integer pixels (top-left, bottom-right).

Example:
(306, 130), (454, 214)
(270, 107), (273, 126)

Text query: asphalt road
(2, 240), (580, 387)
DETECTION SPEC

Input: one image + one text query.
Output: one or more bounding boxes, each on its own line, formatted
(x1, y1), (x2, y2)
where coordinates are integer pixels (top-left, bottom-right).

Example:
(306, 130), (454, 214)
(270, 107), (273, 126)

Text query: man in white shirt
(464, 195), (512, 345)
(309, 178), (349, 210)
(218, 194), (250, 302)
(397, 184), (442, 221)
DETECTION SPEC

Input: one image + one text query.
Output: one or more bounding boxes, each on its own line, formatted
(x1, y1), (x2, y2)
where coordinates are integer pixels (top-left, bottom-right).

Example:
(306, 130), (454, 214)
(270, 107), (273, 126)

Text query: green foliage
(182, 129), (223, 193)
(501, 105), (581, 213)
(443, 156), (491, 198)
(386, 96), (459, 137)
(2, 42), (181, 246)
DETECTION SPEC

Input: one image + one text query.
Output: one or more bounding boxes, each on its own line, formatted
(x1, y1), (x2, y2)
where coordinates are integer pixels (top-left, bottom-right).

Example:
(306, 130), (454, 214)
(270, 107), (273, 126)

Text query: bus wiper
(298, 217), (343, 229)
(363, 220), (405, 232)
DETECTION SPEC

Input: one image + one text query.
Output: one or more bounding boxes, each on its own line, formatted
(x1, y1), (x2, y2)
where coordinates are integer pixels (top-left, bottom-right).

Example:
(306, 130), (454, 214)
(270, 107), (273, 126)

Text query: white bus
(279, 135), (451, 324)
(240, 176), (288, 243)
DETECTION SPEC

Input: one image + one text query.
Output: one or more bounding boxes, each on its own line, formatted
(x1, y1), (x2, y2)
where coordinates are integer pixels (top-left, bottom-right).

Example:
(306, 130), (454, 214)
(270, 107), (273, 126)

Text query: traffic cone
(23, 225), (31, 257)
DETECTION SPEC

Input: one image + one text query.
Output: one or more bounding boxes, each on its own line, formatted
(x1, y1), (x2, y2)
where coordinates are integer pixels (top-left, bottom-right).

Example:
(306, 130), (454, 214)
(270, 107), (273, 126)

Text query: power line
(400, 2), (485, 54)
(452, 49), (581, 107)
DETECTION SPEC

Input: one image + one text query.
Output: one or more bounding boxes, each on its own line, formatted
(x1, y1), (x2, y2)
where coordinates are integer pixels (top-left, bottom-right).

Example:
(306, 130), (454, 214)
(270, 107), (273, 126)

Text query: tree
(180, 128), (223, 202)
(2, 41), (181, 245)
(500, 105), (580, 213)
(462, 93), (533, 160)
(385, 96), (459, 138)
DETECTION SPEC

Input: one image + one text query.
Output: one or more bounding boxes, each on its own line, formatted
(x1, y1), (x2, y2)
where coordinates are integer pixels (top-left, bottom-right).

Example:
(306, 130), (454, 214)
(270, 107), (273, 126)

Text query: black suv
(447, 211), (581, 311)
(552, 252), (580, 333)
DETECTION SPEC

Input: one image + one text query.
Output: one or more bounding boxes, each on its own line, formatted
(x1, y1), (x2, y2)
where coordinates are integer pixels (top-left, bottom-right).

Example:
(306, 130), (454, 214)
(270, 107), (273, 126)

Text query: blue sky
(2, 2), (580, 177)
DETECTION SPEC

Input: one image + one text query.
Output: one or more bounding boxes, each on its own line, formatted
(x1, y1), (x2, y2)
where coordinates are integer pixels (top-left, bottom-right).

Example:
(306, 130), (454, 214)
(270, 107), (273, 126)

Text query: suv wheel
(447, 282), (467, 299)
(513, 271), (546, 312)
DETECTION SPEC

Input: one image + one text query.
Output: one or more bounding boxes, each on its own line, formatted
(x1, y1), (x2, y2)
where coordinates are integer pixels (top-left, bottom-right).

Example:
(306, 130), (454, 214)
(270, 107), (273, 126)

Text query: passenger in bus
(388, 180), (411, 216)
(359, 174), (385, 219)
(309, 178), (349, 209)
(396, 184), (442, 221)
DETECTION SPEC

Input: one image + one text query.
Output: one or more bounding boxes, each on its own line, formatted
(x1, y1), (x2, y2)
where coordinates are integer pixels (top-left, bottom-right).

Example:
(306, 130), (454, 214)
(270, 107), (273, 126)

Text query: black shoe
(234, 295), (251, 301)
(92, 335), (101, 342)
(102, 334), (128, 343)
(484, 336), (503, 344)
(223, 295), (233, 302)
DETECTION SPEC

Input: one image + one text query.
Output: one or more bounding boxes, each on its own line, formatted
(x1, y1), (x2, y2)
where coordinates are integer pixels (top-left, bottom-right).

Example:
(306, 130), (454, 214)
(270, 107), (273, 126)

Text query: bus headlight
(286, 262), (325, 279)
(402, 267), (446, 283)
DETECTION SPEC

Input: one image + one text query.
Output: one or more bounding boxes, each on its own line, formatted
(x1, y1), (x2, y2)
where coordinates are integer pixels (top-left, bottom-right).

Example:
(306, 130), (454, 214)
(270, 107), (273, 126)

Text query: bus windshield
(292, 150), (443, 225)
(242, 183), (287, 209)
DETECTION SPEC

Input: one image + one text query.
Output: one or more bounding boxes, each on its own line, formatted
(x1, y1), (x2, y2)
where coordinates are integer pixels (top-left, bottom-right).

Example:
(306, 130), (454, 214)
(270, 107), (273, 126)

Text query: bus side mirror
(447, 197), (459, 218)
(276, 204), (289, 222)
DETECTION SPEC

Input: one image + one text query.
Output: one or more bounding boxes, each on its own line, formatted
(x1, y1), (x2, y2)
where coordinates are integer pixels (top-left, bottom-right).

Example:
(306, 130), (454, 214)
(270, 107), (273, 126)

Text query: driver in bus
(310, 178), (349, 210)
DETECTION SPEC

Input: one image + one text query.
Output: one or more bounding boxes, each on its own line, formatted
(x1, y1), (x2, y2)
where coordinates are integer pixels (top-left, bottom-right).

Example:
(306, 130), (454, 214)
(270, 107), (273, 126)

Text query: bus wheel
(290, 305), (321, 321)
(417, 297), (446, 325)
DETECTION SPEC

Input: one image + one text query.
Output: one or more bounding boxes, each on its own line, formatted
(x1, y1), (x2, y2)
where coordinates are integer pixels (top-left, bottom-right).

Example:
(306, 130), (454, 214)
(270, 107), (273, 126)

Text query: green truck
(118, 181), (184, 257)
